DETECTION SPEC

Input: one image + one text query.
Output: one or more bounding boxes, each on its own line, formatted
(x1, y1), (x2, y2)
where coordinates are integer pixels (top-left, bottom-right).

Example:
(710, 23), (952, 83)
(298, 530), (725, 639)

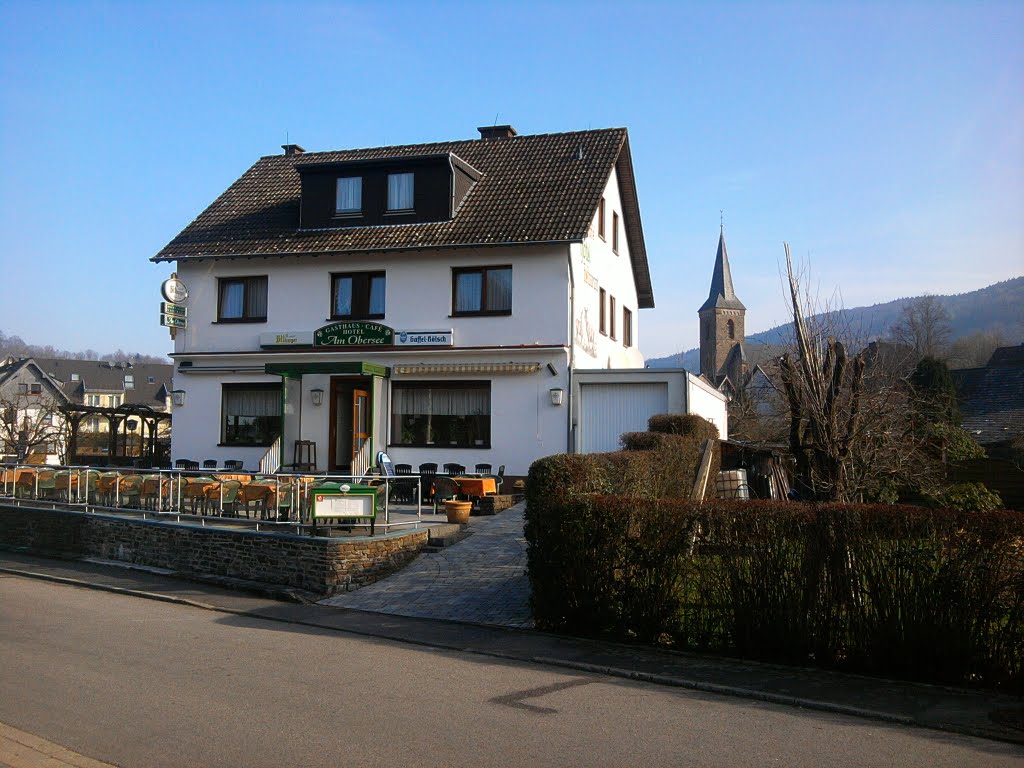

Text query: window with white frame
(124, 375), (135, 390)
(390, 381), (491, 448)
(221, 383), (281, 446)
(387, 172), (414, 211)
(335, 176), (362, 214)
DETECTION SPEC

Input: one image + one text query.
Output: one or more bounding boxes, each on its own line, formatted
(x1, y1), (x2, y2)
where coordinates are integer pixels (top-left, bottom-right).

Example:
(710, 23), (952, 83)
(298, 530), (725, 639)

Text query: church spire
(699, 227), (745, 312)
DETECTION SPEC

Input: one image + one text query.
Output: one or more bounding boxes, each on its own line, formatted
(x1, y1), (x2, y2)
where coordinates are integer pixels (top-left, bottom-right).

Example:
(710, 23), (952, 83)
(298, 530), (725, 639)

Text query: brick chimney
(281, 144), (306, 156)
(477, 125), (517, 140)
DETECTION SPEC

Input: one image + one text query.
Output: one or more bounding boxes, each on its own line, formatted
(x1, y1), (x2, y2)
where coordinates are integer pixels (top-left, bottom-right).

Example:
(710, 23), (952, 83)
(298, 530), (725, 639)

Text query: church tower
(699, 226), (746, 389)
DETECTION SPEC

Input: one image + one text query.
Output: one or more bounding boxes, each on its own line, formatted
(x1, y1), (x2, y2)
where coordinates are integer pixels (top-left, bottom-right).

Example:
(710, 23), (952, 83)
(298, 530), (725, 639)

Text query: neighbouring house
(952, 344), (1024, 454)
(951, 344), (1024, 509)
(0, 356), (173, 464)
(152, 124), (726, 476)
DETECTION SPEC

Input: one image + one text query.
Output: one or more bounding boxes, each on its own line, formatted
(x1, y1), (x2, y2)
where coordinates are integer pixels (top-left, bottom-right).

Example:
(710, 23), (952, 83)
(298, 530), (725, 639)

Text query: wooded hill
(647, 276), (1023, 371)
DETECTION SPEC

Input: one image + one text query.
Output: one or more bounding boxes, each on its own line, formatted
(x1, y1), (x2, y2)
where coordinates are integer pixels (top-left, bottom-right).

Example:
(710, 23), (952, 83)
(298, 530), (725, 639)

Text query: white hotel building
(154, 125), (723, 477)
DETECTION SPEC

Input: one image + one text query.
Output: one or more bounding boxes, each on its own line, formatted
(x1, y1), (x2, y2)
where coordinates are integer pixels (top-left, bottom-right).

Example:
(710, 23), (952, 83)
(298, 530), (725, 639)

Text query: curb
(0, 566), (217, 612)
(3, 564), (1021, 747)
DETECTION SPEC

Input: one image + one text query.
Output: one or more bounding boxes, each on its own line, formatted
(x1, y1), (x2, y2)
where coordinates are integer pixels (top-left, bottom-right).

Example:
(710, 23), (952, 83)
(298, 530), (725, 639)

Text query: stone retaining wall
(0, 504), (428, 595)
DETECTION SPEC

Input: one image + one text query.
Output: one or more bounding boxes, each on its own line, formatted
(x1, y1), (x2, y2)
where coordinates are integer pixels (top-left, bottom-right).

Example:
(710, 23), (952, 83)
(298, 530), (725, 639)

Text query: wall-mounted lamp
(171, 389), (186, 407)
(546, 362), (558, 377)
(310, 388), (324, 407)
(549, 388), (564, 406)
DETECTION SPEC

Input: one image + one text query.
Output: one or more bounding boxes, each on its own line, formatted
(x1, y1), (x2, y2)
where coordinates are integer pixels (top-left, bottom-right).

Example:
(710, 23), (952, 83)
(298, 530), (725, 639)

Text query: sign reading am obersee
(314, 321), (394, 347)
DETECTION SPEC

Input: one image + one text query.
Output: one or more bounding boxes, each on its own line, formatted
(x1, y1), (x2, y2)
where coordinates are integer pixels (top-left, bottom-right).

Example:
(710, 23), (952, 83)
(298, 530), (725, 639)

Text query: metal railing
(0, 461), (435, 535)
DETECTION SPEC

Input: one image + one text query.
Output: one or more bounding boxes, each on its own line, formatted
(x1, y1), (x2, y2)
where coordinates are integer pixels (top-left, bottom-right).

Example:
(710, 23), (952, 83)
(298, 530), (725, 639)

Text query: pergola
(59, 403), (172, 466)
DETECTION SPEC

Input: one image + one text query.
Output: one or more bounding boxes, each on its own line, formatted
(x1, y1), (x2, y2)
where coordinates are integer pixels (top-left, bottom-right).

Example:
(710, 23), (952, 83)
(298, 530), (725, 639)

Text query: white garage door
(579, 382), (669, 453)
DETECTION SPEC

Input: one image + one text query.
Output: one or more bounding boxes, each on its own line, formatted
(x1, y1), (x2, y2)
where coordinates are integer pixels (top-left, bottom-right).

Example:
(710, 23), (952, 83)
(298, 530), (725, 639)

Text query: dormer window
(297, 153), (478, 229)
(387, 172), (414, 211)
(335, 177), (362, 214)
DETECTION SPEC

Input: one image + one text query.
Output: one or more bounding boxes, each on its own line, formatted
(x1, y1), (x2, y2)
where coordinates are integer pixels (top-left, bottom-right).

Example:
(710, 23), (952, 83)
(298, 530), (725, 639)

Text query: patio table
(453, 476), (497, 497)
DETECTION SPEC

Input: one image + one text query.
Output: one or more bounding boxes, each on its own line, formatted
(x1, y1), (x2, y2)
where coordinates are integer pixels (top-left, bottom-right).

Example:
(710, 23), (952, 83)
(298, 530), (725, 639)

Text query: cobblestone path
(319, 503), (533, 628)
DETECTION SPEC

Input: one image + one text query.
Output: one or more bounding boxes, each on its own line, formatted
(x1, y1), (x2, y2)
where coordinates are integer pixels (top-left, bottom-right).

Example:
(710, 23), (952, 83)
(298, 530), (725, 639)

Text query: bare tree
(946, 330), (1009, 369)
(777, 245), (937, 502)
(0, 392), (65, 461)
(890, 295), (953, 360)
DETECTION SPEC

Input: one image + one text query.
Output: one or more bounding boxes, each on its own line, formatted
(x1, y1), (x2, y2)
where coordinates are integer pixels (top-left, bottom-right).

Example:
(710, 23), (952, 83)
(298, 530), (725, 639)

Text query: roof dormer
(296, 152), (481, 230)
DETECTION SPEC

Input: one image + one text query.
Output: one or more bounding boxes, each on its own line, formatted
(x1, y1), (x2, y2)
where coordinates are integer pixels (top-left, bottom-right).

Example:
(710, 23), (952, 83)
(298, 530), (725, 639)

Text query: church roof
(699, 229), (745, 312)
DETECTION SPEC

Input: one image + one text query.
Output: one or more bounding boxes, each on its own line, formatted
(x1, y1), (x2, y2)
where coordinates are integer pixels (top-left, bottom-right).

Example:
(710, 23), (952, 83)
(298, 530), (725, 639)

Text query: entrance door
(352, 388), (371, 475)
(330, 379), (373, 474)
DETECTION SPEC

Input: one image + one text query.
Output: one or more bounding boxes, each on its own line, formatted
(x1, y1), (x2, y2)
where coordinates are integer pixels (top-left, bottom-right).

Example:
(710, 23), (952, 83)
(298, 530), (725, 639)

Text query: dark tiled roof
(152, 128), (654, 308)
(32, 358), (173, 410)
(952, 345), (1024, 446)
(699, 229), (744, 312)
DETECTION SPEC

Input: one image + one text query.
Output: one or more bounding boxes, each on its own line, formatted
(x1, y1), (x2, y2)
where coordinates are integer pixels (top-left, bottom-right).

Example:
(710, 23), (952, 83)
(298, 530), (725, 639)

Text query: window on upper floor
(390, 381), (491, 448)
(453, 266), (512, 316)
(598, 197), (606, 239)
(335, 176), (362, 214)
(387, 172), (414, 211)
(332, 271), (386, 320)
(218, 276), (268, 323)
(17, 383), (27, 395)
(30, 383), (41, 394)
(221, 383), (281, 447)
(124, 375), (135, 390)
(612, 211), (620, 254)
(71, 373), (80, 381)
(599, 288), (607, 335)
(610, 295), (617, 340)
(623, 307), (633, 348)
(727, 319), (736, 340)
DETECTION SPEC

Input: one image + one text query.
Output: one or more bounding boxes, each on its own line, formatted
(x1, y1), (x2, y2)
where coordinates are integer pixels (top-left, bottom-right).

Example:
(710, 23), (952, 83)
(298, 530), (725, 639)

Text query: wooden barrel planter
(444, 499), (472, 524)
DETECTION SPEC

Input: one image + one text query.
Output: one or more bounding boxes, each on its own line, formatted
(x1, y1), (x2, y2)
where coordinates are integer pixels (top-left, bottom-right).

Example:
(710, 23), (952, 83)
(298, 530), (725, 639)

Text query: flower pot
(444, 499), (472, 524)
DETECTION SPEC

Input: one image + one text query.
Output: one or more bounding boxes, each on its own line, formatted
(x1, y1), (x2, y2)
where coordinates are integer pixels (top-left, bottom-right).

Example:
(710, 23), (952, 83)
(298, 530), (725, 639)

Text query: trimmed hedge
(523, 493), (1024, 690)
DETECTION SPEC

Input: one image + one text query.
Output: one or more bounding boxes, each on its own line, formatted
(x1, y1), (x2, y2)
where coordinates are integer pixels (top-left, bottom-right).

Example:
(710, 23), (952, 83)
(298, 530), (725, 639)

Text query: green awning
(265, 362), (389, 378)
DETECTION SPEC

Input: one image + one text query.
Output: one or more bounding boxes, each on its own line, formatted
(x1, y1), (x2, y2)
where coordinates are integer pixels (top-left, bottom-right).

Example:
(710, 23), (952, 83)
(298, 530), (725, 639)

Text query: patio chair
(223, 459), (244, 470)
(418, 463), (437, 502)
(443, 462), (466, 477)
(474, 463), (492, 475)
(432, 475), (461, 514)
(495, 464), (505, 492)
(175, 459), (199, 471)
(391, 463), (416, 503)
(202, 459), (218, 469)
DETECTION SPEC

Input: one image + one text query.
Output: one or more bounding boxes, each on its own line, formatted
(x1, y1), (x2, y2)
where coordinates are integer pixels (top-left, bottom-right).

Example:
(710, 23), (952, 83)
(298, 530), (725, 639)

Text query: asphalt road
(1, 575), (1021, 768)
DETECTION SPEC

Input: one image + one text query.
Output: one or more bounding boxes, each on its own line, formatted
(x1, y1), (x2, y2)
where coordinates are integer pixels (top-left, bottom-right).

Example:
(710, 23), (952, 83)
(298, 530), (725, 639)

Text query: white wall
(174, 244), (570, 355)
(169, 348), (571, 476)
(686, 372), (729, 440)
(570, 368), (728, 451)
(571, 167), (645, 369)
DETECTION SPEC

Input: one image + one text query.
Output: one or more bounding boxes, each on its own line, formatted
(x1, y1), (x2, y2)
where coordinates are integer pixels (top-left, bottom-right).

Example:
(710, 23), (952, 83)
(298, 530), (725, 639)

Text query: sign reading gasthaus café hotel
(151, 124), (658, 476)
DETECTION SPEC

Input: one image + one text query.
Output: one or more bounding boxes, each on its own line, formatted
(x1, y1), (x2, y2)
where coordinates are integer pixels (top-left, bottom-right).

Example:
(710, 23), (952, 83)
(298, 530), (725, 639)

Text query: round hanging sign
(161, 277), (189, 303)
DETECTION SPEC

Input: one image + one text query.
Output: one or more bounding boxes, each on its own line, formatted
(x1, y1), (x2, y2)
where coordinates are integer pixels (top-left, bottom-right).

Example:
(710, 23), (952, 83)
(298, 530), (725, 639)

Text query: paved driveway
(319, 503), (533, 628)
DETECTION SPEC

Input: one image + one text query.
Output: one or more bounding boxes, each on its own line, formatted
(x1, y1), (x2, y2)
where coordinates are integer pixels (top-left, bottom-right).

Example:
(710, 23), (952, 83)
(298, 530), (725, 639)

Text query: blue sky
(1, 1), (1021, 359)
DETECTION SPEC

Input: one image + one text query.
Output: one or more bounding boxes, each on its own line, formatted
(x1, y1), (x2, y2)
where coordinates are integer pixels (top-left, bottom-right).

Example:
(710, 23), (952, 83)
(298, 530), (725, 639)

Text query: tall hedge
(523, 492), (1024, 691)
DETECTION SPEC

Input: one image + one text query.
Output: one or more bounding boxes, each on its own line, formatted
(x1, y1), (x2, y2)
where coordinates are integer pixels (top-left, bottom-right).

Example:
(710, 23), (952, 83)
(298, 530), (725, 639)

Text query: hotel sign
(260, 325), (456, 349)
(314, 321), (394, 347)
